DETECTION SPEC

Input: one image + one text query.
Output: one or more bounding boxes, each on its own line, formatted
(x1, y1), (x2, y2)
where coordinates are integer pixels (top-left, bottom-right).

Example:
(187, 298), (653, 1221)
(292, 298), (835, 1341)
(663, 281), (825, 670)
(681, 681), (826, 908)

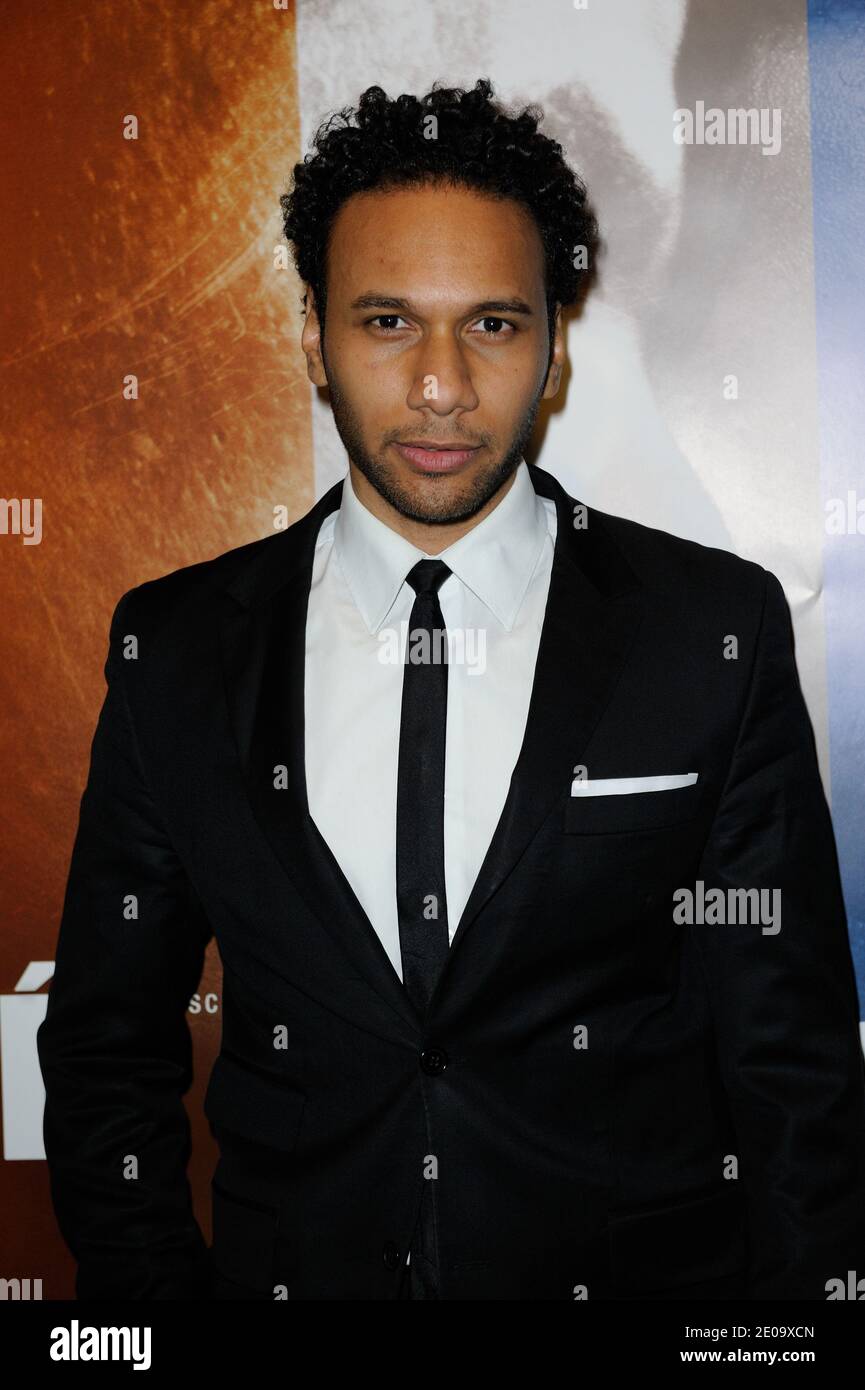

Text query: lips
(393, 441), (481, 473)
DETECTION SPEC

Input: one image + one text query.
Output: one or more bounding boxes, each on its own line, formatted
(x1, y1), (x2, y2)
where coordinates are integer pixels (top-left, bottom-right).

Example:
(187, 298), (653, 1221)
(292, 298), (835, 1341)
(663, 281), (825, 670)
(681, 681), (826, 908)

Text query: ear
(542, 302), (565, 399)
(300, 286), (328, 387)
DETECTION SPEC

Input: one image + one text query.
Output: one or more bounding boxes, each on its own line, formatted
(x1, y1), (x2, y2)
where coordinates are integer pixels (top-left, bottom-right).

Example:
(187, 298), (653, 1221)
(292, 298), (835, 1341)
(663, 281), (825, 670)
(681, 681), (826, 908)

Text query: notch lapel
(430, 466), (646, 997)
(218, 481), (424, 1040)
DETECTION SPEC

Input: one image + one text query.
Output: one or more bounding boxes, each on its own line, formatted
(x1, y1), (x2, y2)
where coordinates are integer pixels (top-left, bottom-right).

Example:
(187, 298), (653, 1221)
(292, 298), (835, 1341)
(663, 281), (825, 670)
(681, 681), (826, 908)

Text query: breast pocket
(564, 782), (703, 834)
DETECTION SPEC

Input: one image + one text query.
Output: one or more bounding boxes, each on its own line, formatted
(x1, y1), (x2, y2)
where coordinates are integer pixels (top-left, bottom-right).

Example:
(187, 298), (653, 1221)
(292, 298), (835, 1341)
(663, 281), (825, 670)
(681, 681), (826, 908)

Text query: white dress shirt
(304, 459), (557, 982)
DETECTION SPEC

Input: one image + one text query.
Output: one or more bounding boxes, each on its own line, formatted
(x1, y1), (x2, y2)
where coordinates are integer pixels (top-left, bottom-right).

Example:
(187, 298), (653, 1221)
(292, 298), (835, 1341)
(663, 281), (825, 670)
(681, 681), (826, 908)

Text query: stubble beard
(323, 354), (545, 526)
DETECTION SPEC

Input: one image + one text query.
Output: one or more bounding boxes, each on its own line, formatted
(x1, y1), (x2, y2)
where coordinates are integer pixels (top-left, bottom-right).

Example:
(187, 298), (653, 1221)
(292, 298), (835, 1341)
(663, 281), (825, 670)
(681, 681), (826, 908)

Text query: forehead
(326, 182), (546, 303)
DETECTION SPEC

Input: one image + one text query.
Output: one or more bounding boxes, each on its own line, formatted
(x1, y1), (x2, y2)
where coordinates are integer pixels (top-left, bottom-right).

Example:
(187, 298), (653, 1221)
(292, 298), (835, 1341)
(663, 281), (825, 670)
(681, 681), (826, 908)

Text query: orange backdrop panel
(0, 0), (310, 1296)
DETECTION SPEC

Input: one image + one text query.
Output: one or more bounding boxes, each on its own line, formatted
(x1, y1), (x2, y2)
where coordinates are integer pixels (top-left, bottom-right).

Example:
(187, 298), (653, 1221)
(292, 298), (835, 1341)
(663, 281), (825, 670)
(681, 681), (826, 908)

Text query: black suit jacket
(37, 463), (865, 1300)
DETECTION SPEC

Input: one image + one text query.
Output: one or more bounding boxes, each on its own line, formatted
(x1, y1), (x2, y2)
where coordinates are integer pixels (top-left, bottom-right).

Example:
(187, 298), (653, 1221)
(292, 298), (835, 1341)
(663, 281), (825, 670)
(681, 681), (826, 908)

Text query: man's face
(302, 180), (564, 527)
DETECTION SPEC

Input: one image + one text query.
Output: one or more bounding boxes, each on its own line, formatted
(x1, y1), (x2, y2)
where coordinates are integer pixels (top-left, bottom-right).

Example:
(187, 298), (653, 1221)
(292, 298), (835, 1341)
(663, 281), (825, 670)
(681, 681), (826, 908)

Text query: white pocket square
(570, 773), (699, 797)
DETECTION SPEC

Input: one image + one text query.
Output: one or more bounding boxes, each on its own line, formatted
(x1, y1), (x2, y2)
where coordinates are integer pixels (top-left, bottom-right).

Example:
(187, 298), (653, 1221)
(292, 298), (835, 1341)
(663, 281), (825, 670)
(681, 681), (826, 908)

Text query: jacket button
(420, 1046), (448, 1075)
(382, 1240), (401, 1270)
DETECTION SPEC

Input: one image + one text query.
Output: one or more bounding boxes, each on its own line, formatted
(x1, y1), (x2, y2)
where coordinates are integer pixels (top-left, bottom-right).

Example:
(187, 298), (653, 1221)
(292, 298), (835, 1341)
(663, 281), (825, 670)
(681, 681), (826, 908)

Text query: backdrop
(1, 0), (861, 1298)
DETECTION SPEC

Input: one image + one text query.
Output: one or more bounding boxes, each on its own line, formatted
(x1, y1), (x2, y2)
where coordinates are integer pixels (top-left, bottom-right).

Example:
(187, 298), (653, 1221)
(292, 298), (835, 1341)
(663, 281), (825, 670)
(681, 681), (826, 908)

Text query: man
(38, 78), (865, 1301)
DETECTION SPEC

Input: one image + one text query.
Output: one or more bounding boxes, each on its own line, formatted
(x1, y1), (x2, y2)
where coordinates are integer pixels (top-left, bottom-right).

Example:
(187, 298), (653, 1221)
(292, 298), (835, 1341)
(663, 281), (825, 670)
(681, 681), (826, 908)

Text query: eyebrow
(349, 294), (534, 316)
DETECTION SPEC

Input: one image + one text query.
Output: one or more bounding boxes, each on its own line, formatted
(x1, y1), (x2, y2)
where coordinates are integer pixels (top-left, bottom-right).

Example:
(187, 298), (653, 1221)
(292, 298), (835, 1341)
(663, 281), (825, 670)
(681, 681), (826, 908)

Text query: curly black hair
(280, 78), (600, 362)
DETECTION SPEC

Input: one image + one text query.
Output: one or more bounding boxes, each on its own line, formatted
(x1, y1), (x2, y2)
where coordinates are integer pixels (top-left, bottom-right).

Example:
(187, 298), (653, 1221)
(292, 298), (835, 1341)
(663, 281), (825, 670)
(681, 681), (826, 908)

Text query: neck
(348, 464), (518, 554)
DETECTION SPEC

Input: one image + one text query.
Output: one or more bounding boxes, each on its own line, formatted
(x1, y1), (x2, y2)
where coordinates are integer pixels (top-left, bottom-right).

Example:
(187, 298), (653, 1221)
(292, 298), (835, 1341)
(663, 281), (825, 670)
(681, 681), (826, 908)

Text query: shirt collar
(333, 458), (550, 634)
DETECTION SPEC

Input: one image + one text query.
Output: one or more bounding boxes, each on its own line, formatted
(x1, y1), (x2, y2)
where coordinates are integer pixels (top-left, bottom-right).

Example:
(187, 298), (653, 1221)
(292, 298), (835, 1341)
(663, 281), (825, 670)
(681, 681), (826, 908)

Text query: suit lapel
(216, 465), (644, 1031)
(218, 481), (424, 1037)
(436, 467), (646, 985)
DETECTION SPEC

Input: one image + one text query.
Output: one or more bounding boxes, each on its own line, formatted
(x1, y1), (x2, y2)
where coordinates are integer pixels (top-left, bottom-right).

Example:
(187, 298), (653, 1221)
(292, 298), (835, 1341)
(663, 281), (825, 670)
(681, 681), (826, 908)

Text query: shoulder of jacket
(109, 526), (297, 633)
(584, 503), (771, 609)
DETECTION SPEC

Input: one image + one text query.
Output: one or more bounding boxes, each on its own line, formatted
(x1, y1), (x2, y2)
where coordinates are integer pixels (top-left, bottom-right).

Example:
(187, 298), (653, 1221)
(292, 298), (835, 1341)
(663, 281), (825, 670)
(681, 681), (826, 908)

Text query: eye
(366, 315), (409, 333)
(470, 316), (516, 338)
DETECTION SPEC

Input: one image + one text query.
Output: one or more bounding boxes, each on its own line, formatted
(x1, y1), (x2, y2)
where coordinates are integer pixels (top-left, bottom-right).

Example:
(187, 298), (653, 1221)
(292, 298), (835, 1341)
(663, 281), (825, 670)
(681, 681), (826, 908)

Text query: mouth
(392, 441), (482, 473)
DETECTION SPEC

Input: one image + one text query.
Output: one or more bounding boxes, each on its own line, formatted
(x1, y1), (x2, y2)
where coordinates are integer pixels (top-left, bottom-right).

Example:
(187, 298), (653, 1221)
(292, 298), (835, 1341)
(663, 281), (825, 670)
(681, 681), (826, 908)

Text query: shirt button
(420, 1047), (449, 1075)
(382, 1240), (401, 1270)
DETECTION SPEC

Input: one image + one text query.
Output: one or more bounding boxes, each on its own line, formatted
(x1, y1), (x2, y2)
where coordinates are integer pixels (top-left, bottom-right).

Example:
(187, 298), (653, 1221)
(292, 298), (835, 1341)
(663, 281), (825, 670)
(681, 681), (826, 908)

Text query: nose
(405, 331), (480, 416)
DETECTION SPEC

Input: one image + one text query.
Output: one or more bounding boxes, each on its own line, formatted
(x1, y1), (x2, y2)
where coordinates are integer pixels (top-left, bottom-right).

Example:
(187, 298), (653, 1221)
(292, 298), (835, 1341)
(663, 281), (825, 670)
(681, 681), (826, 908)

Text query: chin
(404, 486), (492, 526)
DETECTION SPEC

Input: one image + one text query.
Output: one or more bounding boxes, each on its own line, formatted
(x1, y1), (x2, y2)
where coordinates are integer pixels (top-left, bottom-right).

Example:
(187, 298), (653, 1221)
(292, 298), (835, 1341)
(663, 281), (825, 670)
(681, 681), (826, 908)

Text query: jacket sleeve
(37, 588), (213, 1299)
(691, 567), (865, 1299)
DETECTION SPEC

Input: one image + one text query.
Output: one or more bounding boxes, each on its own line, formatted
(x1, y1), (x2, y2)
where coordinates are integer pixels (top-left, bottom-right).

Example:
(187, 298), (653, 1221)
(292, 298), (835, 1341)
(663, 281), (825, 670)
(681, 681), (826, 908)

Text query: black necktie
(396, 558), (452, 1017)
(396, 558), (451, 1299)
